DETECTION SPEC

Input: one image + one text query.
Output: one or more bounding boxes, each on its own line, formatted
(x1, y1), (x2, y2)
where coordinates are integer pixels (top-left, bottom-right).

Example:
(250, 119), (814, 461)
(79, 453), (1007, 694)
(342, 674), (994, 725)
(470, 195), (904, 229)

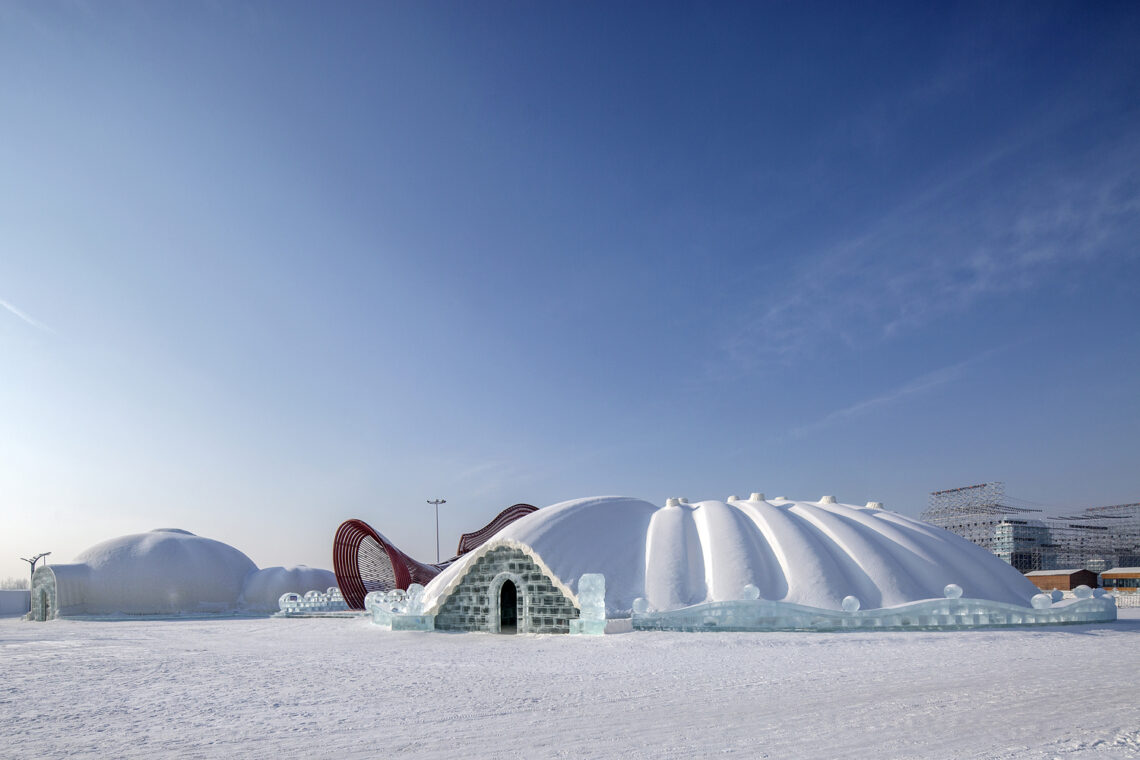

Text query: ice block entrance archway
(429, 542), (581, 634)
(498, 579), (518, 634)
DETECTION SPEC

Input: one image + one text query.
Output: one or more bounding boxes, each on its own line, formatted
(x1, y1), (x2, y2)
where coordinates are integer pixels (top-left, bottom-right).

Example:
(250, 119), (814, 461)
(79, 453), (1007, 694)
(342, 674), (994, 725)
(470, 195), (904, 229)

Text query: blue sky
(2, 2), (1139, 579)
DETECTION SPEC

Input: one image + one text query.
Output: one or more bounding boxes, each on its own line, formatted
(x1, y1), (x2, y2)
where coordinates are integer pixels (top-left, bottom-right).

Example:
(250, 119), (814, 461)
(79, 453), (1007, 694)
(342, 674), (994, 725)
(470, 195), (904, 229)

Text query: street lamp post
(427, 499), (446, 563)
(20, 552), (51, 584)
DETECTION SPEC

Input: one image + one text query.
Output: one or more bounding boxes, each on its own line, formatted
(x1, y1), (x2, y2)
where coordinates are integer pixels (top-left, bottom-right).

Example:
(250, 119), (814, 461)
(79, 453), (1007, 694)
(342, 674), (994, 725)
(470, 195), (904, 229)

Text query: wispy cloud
(722, 105), (1140, 372)
(0, 297), (54, 334)
(791, 349), (1000, 438)
(444, 457), (549, 502)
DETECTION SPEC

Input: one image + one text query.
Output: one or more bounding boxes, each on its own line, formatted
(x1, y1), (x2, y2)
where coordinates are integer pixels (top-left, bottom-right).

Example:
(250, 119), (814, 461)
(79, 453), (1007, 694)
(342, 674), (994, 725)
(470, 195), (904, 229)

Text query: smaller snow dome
(240, 566), (337, 612)
(68, 528), (258, 615)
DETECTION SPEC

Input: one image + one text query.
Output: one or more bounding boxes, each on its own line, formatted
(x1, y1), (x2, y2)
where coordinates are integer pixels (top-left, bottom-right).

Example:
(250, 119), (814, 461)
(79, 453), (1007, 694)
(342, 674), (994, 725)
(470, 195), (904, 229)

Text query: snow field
(3, 613), (1139, 759)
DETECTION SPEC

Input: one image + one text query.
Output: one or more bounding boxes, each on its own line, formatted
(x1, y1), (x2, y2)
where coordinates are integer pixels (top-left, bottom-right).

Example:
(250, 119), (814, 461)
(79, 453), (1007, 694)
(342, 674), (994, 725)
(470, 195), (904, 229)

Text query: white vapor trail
(0, 297), (54, 333)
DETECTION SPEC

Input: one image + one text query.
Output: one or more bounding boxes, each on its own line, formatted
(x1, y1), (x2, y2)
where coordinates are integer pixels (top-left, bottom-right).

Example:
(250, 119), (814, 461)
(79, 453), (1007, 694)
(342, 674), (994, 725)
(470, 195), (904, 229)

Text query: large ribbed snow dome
(424, 495), (1040, 617)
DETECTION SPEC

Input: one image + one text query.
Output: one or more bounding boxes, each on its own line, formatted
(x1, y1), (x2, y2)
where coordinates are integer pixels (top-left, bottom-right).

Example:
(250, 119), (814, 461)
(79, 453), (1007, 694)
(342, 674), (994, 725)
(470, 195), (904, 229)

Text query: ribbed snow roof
(424, 495), (1040, 617)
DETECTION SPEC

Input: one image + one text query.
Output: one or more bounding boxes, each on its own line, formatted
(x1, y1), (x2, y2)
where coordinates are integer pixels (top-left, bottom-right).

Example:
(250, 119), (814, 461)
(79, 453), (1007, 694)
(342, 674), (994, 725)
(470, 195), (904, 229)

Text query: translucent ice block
(570, 574), (606, 635)
(577, 574), (606, 621)
(365, 586), (435, 631)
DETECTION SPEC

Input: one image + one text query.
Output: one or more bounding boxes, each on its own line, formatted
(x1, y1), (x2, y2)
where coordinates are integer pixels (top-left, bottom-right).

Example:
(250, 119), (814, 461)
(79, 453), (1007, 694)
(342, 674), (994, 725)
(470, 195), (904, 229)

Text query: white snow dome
(240, 566), (337, 612)
(424, 495), (1040, 617)
(61, 528), (258, 615)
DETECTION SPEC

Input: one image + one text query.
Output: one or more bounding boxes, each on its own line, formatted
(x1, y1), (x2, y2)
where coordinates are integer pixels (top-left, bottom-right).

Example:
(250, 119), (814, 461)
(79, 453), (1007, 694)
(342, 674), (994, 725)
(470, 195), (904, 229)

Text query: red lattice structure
(455, 502), (539, 555)
(333, 503), (538, 609)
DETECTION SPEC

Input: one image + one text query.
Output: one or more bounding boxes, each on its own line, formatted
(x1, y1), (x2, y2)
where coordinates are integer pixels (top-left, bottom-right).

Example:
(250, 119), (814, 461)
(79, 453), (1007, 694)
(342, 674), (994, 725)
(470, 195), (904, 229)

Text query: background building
(1100, 567), (1140, 593)
(921, 483), (1140, 573)
(1024, 569), (1099, 591)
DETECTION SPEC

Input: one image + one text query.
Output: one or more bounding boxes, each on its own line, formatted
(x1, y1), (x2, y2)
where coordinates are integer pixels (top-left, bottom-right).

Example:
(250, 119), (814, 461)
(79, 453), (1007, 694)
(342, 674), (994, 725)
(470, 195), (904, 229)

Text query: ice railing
(365, 585), (434, 631)
(631, 584), (1117, 632)
(278, 587), (351, 615)
(1111, 590), (1140, 608)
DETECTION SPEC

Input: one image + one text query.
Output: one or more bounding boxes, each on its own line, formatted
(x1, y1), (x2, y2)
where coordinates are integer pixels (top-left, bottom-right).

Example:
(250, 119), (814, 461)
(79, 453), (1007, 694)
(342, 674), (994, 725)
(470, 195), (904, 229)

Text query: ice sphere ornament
(741, 584), (760, 601)
(841, 595), (861, 613)
(1073, 585), (1093, 599)
(1031, 593), (1053, 610)
(632, 597), (649, 614)
(944, 584), (963, 599)
(1050, 590), (1065, 602)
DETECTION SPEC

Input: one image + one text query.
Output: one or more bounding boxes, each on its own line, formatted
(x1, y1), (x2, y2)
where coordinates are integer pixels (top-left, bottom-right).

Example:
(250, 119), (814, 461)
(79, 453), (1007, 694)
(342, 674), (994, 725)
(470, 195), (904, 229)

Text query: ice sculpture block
(570, 573), (607, 635)
(365, 585), (434, 631)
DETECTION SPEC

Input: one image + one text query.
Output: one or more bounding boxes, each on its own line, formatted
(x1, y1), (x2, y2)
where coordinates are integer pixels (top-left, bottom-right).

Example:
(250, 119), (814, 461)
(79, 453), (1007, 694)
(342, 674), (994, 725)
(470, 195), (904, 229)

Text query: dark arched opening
(38, 590), (48, 621)
(499, 580), (518, 634)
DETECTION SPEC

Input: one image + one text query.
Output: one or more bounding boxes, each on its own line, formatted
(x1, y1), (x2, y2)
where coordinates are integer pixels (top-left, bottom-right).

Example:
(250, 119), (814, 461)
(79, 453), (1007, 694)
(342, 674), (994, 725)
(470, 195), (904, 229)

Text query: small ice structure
(278, 587), (351, 616)
(245, 566), (337, 613)
(569, 574), (606, 635)
(631, 584), (1117, 632)
(365, 584), (434, 631)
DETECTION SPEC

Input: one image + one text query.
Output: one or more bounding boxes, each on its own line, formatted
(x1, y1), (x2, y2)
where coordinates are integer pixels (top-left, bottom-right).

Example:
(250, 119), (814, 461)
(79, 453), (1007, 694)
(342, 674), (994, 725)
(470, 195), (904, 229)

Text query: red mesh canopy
(333, 504), (538, 609)
(456, 503), (538, 555)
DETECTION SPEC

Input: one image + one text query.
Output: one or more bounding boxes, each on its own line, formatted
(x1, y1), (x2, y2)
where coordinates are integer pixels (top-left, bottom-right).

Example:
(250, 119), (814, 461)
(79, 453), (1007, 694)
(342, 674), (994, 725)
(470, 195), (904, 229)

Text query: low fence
(0, 589), (30, 616)
(1112, 591), (1140, 608)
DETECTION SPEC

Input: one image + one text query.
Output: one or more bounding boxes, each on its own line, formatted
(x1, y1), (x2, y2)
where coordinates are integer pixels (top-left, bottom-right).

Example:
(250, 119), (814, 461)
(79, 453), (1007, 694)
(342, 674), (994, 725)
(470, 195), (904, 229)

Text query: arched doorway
(499, 580), (518, 634)
(38, 590), (49, 621)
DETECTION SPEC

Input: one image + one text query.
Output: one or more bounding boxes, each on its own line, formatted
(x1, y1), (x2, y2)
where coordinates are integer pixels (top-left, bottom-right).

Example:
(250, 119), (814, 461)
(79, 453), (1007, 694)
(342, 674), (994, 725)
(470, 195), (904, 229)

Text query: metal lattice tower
(921, 483), (1047, 572)
(922, 483), (1140, 573)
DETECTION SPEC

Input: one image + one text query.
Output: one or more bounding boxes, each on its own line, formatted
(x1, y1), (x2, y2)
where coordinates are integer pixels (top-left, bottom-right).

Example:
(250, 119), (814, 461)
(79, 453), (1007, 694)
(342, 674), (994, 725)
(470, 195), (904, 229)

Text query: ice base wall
(631, 595), (1117, 632)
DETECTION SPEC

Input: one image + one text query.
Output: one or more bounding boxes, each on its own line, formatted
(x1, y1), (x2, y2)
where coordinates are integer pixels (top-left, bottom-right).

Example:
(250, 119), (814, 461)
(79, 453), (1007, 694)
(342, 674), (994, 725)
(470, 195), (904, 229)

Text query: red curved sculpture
(333, 503), (538, 609)
(455, 502), (539, 555)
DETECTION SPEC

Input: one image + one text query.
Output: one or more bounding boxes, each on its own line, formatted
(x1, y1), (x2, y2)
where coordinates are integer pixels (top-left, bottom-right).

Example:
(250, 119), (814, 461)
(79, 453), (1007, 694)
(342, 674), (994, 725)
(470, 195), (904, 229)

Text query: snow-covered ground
(3, 613), (1139, 759)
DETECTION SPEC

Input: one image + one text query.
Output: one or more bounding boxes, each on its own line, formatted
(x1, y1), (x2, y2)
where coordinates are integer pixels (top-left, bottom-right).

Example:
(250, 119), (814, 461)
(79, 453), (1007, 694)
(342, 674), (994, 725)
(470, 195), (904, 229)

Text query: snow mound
(34, 529), (339, 618)
(66, 529), (258, 615)
(423, 496), (1040, 617)
(240, 566), (337, 612)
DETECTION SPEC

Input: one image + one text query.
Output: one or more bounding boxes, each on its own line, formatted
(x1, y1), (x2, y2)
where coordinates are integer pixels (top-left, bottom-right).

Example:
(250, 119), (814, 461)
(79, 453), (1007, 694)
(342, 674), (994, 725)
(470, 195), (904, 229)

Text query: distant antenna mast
(20, 551), (51, 582)
(427, 500), (446, 563)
